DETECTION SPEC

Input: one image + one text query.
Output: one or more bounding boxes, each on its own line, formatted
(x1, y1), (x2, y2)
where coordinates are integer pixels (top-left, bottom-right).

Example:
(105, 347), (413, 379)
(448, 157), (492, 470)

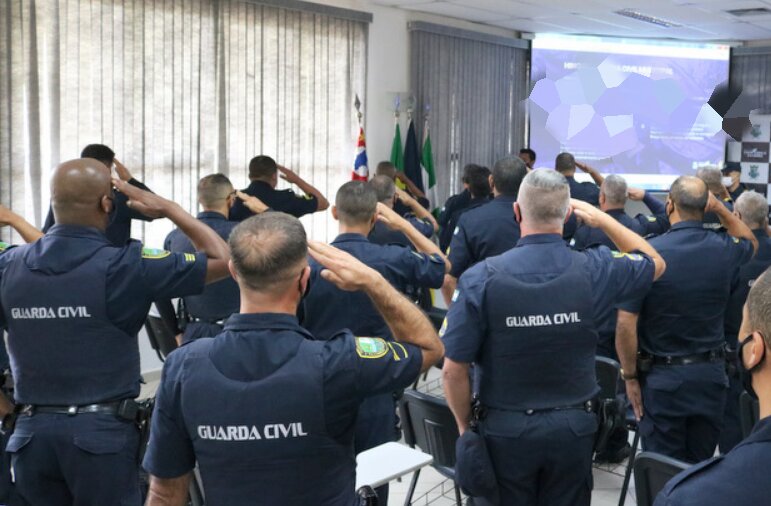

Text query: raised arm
(375, 203), (450, 273)
(571, 199), (666, 280)
(616, 309), (643, 421)
(575, 161), (604, 186)
(395, 172), (426, 200)
(395, 187), (438, 232)
(113, 179), (230, 284)
(308, 241), (444, 372)
(277, 165), (329, 212)
(0, 205), (43, 243)
(707, 192), (758, 255)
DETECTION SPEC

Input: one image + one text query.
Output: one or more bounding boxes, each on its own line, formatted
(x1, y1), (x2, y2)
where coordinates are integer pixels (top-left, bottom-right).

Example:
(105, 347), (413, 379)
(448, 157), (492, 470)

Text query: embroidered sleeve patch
(355, 337), (389, 359)
(0, 241), (8, 252)
(612, 251), (643, 261)
(141, 247), (171, 260)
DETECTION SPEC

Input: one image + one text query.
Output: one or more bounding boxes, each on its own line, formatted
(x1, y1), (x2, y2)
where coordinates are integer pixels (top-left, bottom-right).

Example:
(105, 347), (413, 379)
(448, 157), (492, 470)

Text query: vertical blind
(730, 46), (771, 115)
(409, 22), (529, 206)
(0, 0), (368, 245)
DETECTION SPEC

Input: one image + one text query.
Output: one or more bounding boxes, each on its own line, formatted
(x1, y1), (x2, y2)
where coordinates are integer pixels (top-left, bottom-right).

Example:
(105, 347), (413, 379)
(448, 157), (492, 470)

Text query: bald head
(735, 191), (770, 230)
(51, 158), (114, 229)
(518, 169), (570, 230)
(669, 176), (708, 221)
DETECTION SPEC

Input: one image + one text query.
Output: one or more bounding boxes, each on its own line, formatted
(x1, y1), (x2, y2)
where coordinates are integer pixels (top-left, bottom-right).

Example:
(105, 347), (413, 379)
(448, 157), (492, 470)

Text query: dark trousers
(476, 409), (596, 506)
(355, 393), (400, 505)
(640, 362), (728, 463)
(718, 373), (744, 454)
(7, 413), (140, 506)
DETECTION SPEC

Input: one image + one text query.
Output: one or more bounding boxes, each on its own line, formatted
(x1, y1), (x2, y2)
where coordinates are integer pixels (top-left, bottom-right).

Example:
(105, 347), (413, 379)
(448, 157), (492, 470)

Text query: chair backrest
(399, 390), (459, 473)
(595, 356), (621, 400)
(633, 451), (690, 506)
(145, 315), (178, 360)
(740, 391), (761, 439)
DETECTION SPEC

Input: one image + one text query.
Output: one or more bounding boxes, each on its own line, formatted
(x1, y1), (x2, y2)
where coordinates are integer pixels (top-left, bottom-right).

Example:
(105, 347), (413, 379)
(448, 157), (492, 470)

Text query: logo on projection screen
(741, 143), (770, 163)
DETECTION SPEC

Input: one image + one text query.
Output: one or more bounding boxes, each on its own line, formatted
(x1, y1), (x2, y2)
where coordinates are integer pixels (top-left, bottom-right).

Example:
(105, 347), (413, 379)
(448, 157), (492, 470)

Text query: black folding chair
(618, 415), (641, 506)
(144, 314), (179, 361)
(633, 452), (689, 506)
(412, 308), (447, 390)
(740, 391), (760, 438)
(594, 357), (623, 456)
(398, 390), (462, 506)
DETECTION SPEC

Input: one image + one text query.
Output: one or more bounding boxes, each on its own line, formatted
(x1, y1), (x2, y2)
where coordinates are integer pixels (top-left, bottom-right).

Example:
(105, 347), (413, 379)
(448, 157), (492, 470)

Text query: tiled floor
(139, 369), (638, 506)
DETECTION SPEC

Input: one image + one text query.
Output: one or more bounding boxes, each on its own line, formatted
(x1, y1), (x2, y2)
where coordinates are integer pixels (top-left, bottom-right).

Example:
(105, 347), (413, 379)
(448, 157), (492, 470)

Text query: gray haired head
(518, 169), (570, 228)
(601, 174), (628, 208)
(492, 156), (527, 197)
(747, 268), (771, 349)
(695, 166), (722, 193)
(735, 191), (769, 230)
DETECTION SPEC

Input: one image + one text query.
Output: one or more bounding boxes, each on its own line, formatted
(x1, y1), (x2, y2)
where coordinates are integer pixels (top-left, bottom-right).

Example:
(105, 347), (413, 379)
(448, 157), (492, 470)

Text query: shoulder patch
(302, 193), (314, 200)
(355, 337), (389, 359)
(439, 317), (448, 337)
(646, 216), (657, 222)
(451, 289), (460, 302)
(732, 237), (740, 244)
(0, 241), (9, 252)
(453, 226), (460, 236)
(611, 251), (643, 261)
(142, 247), (171, 260)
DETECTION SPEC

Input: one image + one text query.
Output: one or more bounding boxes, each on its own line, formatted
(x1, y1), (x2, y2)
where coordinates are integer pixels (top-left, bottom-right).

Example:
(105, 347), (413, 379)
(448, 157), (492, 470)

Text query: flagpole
(352, 94), (368, 181)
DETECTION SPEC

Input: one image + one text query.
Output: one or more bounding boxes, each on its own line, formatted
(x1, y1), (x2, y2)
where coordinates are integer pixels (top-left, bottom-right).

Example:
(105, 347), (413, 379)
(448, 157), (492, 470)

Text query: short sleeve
(635, 214), (670, 237)
(282, 191), (318, 218)
(448, 218), (473, 278)
(722, 234), (754, 268)
(142, 352), (196, 478)
(584, 247), (655, 317)
(407, 216), (434, 238)
(140, 248), (207, 300)
(440, 264), (488, 363)
(394, 248), (445, 289)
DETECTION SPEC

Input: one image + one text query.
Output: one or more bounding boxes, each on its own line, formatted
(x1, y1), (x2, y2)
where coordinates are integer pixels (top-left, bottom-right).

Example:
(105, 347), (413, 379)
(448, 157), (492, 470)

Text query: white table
(355, 442), (434, 489)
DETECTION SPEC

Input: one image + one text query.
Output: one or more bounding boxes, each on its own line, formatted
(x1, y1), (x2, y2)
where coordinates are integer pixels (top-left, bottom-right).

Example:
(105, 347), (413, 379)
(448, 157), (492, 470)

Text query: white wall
(307, 0), (518, 164)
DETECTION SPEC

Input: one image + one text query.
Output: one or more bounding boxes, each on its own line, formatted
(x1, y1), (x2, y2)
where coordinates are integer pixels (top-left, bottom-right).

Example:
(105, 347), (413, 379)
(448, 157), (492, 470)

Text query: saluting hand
(704, 192), (723, 214)
(277, 165), (301, 185)
(375, 202), (406, 231)
(626, 187), (645, 201)
(308, 241), (381, 292)
(112, 159), (133, 182)
(236, 191), (269, 214)
(570, 198), (604, 228)
(113, 178), (171, 219)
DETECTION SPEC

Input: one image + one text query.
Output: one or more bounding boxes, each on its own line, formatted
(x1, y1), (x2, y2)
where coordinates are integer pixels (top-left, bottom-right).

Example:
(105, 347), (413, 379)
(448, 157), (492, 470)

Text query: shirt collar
(197, 211), (228, 220)
(223, 313), (313, 339)
(516, 233), (563, 247)
(606, 208), (626, 217)
(493, 194), (517, 204)
(46, 224), (111, 243)
(670, 220), (704, 231)
(738, 416), (771, 446)
(333, 233), (369, 243)
(248, 180), (273, 191)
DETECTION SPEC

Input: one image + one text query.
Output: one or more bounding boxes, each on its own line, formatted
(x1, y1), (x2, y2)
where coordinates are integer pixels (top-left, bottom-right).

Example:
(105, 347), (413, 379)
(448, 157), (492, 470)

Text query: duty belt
(19, 399), (140, 421)
(522, 399), (596, 416)
(651, 348), (725, 367)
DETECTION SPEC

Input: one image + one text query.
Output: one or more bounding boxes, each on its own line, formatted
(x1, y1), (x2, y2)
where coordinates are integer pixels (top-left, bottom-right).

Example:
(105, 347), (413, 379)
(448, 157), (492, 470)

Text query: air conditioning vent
(615, 9), (681, 28)
(726, 7), (771, 17)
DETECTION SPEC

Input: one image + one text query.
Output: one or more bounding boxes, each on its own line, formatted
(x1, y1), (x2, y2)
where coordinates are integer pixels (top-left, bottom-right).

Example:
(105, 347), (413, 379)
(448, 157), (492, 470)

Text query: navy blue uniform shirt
(230, 180), (317, 221)
(164, 211), (240, 321)
(43, 178), (155, 246)
(572, 193), (669, 250)
(143, 313), (422, 503)
(438, 189), (471, 230)
(619, 221), (754, 356)
(368, 215), (432, 249)
(0, 225), (207, 404)
(567, 175), (600, 206)
(447, 195), (520, 278)
(703, 198), (734, 230)
(303, 233), (444, 340)
(442, 234), (655, 364)
(439, 196), (489, 253)
(724, 229), (771, 342)
(654, 416), (771, 506)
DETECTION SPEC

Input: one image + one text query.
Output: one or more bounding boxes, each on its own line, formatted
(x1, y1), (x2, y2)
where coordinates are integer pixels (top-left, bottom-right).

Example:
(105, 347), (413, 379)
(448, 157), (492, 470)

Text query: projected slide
(529, 35), (730, 190)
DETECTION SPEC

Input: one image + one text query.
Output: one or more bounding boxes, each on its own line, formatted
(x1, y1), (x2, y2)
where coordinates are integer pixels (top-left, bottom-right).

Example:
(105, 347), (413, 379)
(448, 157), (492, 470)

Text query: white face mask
(721, 176), (733, 187)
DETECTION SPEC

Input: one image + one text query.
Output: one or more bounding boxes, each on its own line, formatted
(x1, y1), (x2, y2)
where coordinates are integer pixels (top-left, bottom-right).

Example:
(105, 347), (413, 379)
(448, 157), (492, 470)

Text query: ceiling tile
(400, 1), (505, 22)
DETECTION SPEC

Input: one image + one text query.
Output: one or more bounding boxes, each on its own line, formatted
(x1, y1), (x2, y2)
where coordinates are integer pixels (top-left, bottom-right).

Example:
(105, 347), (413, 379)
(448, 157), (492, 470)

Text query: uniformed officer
(43, 144), (156, 246)
(722, 162), (746, 202)
(654, 267), (771, 506)
(164, 174), (270, 343)
(441, 156), (527, 304)
(719, 191), (771, 452)
(518, 147), (536, 170)
(375, 161), (430, 213)
(142, 213), (444, 506)
(0, 158), (231, 505)
(696, 166), (734, 229)
(229, 155), (329, 221)
(572, 175), (669, 251)
(441, 169), (665, 506)
(368, 175), (437, 248)
(555, 152), (604, 205)
(438, 164), (491, 253)
(302, 182), (447, 503)
(616, 176), (758, 463)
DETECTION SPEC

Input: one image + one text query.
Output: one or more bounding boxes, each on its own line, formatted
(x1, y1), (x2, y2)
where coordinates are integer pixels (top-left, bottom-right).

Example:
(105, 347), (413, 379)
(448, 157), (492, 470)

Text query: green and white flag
(421, 120), (438, 214)
(390, 120), (404, 171)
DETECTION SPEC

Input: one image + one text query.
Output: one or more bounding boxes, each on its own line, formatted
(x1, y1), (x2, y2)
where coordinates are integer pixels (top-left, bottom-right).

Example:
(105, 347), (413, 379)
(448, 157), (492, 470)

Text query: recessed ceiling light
(615, 8), (682, 28)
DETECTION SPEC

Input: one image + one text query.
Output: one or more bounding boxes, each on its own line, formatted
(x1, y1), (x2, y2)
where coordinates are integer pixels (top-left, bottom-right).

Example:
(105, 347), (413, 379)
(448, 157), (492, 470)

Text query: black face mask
(738, 333), (767, 400)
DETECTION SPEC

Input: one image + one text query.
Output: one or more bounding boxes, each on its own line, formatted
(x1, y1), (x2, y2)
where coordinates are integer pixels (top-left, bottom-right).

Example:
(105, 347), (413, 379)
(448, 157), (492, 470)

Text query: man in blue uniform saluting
(0, 158), (231, 506)
(442, 169), (666, 505)
(143, 213), (444, 506)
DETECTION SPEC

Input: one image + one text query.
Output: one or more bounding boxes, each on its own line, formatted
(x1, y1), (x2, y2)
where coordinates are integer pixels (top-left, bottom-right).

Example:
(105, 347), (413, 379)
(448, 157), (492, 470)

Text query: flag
(352, 127), (368, 181)
(403, 119), (424, 193)
(421, 122), (438, 212)
(390, 121), (404, 171)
